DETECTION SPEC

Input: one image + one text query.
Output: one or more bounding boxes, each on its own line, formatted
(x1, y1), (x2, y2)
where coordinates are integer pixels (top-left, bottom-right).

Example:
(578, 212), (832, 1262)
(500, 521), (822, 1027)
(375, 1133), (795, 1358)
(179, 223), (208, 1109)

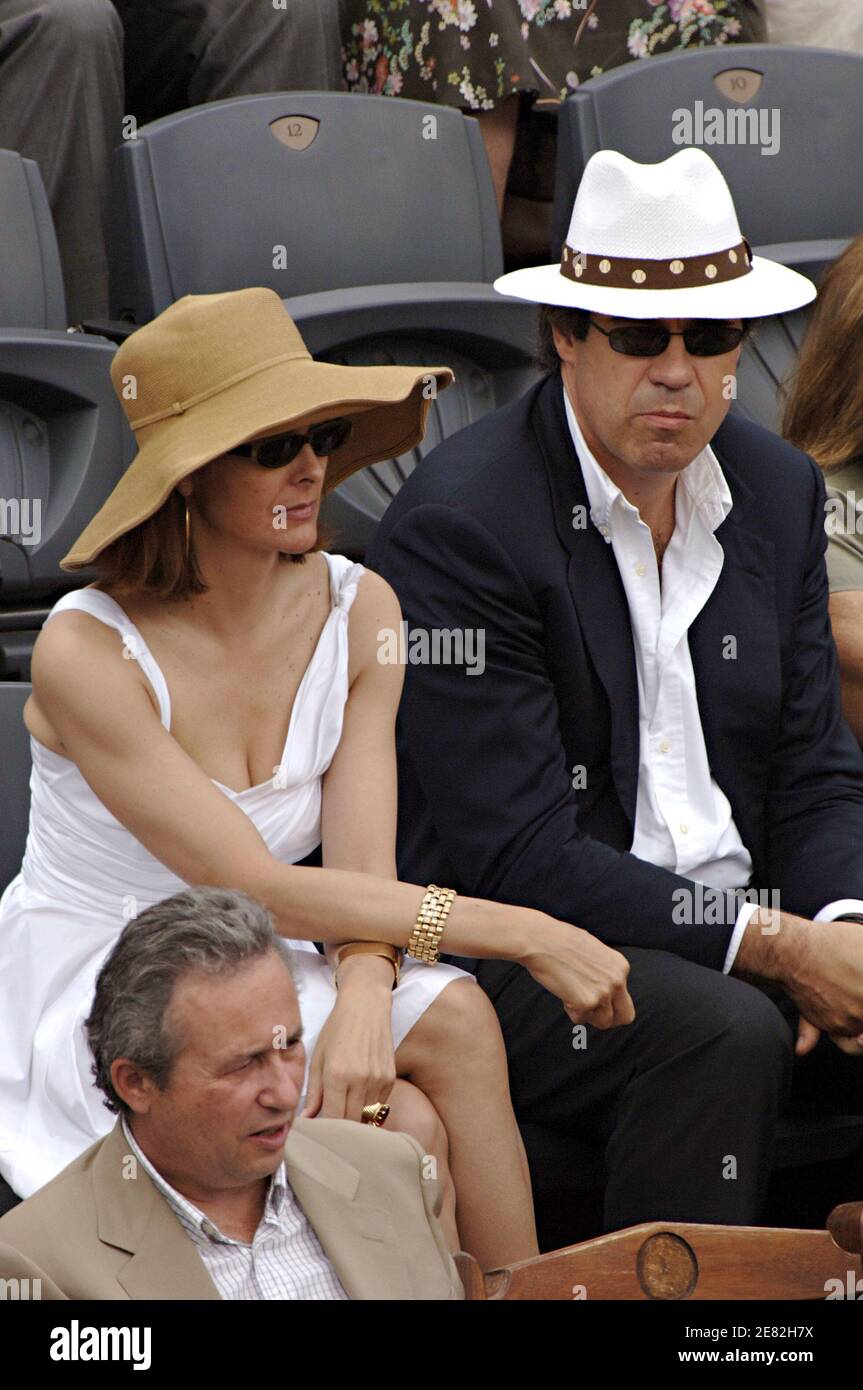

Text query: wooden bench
(455, 1199), (863, 1300)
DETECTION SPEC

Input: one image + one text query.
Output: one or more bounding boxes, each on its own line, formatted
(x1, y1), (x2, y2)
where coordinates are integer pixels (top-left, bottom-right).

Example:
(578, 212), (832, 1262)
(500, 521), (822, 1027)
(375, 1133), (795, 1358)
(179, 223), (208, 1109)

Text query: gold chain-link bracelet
(405, 885), (457, 965)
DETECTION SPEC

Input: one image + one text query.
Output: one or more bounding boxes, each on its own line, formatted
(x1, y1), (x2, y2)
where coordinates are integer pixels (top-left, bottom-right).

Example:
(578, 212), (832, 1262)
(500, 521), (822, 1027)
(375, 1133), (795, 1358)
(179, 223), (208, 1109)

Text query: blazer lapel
(94, 1123), (221, 1301)
(285, 1129), (412, 1301)
(532, 377), (640, 824)
(689, 440), (780, 816)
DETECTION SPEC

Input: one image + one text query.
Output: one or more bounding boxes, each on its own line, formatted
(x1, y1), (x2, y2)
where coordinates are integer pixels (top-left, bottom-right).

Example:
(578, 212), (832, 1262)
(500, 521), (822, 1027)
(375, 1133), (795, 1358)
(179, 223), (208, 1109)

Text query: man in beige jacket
(0, 887), (463, 1301)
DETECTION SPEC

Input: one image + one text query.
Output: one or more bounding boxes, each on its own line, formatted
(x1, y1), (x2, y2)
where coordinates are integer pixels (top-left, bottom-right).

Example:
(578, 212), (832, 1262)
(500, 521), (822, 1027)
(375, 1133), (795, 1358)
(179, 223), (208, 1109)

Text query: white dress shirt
(563, 385), (863, 967)
(122, 1117), (348, 1300)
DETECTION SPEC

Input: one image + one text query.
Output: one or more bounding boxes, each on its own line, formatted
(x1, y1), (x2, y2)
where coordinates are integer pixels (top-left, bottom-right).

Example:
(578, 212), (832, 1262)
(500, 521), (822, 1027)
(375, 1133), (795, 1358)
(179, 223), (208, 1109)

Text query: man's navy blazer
(366, 373), (863, 971)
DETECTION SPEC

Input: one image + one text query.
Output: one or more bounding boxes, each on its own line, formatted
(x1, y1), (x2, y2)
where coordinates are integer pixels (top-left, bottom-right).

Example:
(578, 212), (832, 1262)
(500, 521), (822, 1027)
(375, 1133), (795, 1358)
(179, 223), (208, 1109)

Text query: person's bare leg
(396, 978), (538, 1269)
(473, 95), (520, 216)
(382, 1077), (459, 1252)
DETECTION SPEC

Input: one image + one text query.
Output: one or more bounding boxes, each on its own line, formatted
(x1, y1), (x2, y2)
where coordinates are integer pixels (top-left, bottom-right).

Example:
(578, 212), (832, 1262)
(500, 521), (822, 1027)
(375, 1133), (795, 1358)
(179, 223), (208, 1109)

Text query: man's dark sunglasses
(231, 417), (353, 468)
(587, 318), (746, 358)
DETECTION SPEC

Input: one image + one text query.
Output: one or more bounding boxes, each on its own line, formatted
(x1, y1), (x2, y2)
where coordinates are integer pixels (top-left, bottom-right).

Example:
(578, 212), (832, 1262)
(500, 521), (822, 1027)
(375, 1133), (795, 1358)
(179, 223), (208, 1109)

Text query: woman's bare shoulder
(346, 568), (402, 670)
(29, 606), (159, 737)
(351, 567), (402, 624)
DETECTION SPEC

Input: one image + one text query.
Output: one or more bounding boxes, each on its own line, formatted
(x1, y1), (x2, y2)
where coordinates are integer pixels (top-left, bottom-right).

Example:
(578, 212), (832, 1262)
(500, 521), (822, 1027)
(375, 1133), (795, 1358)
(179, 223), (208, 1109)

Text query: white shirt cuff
(722, 900), (760, 974)
(723, 898), (863, 974)
(812, 898), (863, 923)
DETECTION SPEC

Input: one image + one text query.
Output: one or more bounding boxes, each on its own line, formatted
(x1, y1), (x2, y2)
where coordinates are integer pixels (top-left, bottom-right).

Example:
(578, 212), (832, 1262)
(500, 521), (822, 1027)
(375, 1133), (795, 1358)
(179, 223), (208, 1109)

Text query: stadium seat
(733, 307), (810, 436)
(286, 284), (540, 553)
(0, 681), (31, 895)
(731, 242), (850, 435)
(109, 92), (541, 552)
(0, 684), (27, 1218)
(0, 329), (134, 673)
(109, 92), (504, 321)
(553, 45), (863, 257)
(0, 152), (66, 331)
(0, 154), (134, 666)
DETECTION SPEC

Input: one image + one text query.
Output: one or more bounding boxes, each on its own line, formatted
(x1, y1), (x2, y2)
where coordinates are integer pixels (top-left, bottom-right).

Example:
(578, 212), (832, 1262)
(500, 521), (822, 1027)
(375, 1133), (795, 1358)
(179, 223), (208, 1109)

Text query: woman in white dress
(0, 288), (634, 1268)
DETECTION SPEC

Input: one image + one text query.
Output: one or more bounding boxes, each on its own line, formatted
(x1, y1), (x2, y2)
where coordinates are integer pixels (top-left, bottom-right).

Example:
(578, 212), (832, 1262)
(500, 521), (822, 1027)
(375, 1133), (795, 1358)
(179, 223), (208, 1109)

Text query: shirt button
(599, 524), (610, 537)
(634, 562), (646, 577)
(659, 739), (670, 754)
(679, 822), (689, 834)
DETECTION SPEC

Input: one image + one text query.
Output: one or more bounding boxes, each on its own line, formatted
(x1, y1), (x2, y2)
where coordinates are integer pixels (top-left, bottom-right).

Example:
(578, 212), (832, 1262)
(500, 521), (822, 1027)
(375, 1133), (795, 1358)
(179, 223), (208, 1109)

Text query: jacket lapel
(532, 376), (640, 824)
(689, 438), (780, 824)
(94, 1122), (221, 1301)
(285, 1128), (413, 1301)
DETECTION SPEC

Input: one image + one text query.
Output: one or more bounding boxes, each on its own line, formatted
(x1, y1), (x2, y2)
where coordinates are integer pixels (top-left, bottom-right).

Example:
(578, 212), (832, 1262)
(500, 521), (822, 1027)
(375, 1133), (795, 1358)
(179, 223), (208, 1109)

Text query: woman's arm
(303, 574), (404, 1116)
(31, 609), (633, 1024)
(319, 572), (403, 989)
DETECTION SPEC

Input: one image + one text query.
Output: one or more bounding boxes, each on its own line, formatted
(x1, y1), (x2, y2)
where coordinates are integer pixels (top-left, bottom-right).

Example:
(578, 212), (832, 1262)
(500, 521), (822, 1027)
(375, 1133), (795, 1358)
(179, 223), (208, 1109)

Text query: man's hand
(736, 909), (863, 1047)
(796, 1018), (863, 1057)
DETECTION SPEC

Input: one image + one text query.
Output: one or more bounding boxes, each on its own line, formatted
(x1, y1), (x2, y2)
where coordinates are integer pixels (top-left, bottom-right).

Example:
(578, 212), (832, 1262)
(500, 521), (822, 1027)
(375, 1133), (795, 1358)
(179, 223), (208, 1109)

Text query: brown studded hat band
(560, 237), (753, 291)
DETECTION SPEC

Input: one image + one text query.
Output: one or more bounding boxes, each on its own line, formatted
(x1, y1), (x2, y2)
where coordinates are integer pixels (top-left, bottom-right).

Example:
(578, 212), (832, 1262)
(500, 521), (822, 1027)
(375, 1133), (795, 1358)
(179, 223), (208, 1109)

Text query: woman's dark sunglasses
(231, 417), (353, 468)
(587, 318), (746, 358)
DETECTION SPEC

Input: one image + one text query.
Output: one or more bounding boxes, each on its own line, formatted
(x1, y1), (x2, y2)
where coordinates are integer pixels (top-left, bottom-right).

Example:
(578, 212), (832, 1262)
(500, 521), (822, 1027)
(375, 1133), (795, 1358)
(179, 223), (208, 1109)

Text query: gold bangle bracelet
(405, 885), (457, 965)
(334, 941), (401, 989)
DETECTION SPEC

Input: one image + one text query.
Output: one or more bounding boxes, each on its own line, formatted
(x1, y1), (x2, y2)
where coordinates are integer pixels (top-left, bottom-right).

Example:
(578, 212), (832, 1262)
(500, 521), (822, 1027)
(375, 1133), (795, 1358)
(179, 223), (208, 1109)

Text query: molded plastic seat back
(287, 283), (541, 554)
(0, 681), (31, 893)
(0, 150), (66, 329)
(0, 331), (133, 601)
(731, 240), (847, 434)
(111, 93), (502, 323)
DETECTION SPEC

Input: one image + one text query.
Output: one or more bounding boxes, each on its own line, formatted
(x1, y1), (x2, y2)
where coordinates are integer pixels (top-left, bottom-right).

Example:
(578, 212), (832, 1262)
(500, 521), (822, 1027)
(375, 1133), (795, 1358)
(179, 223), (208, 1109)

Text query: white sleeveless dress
(0, 552), (470, 1199)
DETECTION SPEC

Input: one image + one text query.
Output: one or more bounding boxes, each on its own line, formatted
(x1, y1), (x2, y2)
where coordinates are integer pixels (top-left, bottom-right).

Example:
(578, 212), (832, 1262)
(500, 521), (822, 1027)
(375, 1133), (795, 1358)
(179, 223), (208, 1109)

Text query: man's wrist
(732, 908), (807, 985)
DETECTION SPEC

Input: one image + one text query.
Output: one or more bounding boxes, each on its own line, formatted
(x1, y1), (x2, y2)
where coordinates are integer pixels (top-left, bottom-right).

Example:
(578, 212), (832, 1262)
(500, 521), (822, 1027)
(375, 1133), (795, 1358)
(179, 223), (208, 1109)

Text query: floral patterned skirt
(341, 1), (767, 110)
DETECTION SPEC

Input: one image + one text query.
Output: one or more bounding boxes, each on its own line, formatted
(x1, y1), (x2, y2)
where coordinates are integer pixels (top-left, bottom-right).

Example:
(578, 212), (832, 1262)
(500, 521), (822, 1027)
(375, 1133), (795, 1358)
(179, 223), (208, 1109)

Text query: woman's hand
(301, 953), (398, 1121)
(518, 917), (635, 1030)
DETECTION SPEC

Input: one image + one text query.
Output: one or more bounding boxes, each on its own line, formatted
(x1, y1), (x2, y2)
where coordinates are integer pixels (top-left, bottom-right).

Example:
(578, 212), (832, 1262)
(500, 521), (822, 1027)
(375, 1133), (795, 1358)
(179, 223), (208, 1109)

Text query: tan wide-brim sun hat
(61, 287), (454, 569)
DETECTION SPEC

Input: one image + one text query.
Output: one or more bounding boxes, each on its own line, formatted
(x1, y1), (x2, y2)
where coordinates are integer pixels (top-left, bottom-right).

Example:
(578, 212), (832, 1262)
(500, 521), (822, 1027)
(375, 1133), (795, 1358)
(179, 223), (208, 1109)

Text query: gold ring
(360, 1102), (390, 1127)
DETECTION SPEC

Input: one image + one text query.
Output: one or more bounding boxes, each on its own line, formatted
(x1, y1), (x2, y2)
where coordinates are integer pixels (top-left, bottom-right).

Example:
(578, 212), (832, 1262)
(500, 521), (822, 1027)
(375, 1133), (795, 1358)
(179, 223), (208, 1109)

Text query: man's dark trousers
(367, 372), (863, 1232)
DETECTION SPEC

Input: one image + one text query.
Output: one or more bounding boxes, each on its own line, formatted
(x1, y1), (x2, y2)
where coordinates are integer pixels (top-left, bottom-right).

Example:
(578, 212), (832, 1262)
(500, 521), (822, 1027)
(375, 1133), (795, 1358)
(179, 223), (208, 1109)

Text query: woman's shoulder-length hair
(92, 489), (326, 602)
(782, 235), (863, 473)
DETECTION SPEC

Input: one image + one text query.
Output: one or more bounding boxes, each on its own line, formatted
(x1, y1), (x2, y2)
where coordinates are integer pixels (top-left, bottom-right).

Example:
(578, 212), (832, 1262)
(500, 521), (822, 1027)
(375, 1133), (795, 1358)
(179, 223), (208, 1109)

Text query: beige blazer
(0, 1117), (464, 1300)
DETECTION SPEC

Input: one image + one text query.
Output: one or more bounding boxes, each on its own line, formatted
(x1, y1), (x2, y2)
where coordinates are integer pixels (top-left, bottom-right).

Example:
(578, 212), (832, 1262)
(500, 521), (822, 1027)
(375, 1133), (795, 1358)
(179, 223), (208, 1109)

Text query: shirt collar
(562, 381), (732, 538)
(121, 1115), (288, 1244)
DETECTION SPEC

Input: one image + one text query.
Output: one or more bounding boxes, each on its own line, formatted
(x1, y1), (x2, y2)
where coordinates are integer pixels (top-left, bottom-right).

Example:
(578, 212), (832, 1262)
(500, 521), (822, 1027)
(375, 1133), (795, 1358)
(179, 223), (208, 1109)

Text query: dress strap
(322, 552), (366, 615)
(44, 588), (172, 730)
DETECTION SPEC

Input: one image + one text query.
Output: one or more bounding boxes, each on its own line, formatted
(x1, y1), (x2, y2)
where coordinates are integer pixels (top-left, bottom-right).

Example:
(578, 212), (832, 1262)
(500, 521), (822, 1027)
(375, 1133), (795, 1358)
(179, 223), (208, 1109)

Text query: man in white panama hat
(368, 148), (863, 1236)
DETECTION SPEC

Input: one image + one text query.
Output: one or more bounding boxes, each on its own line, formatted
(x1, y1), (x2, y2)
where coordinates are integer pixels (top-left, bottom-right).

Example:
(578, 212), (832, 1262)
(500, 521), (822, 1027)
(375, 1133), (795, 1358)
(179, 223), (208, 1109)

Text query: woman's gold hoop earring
(184, 499), (191, 560)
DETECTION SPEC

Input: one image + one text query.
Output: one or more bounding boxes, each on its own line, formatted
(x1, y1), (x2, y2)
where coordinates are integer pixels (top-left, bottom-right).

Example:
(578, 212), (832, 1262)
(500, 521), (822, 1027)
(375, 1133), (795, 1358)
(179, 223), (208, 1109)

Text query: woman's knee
(414, 978), (507, 1061)
(385, 1078), (449, 1159)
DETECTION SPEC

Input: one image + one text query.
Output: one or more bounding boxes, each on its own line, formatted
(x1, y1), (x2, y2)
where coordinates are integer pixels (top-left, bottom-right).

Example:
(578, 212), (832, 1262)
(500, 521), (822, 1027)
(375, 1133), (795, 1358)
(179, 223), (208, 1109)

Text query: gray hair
(85, 886), (297, 1116)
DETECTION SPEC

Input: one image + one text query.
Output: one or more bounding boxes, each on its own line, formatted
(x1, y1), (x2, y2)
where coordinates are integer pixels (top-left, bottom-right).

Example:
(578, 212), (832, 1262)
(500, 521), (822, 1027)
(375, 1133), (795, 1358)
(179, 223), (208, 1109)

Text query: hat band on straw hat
(560, 237), (753, 292)
(130, 349), (311, 430)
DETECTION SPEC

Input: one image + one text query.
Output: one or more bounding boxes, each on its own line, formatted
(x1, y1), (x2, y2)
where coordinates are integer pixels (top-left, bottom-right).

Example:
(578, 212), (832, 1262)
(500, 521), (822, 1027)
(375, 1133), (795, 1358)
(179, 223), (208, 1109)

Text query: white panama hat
(494, 148), (816, 320)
